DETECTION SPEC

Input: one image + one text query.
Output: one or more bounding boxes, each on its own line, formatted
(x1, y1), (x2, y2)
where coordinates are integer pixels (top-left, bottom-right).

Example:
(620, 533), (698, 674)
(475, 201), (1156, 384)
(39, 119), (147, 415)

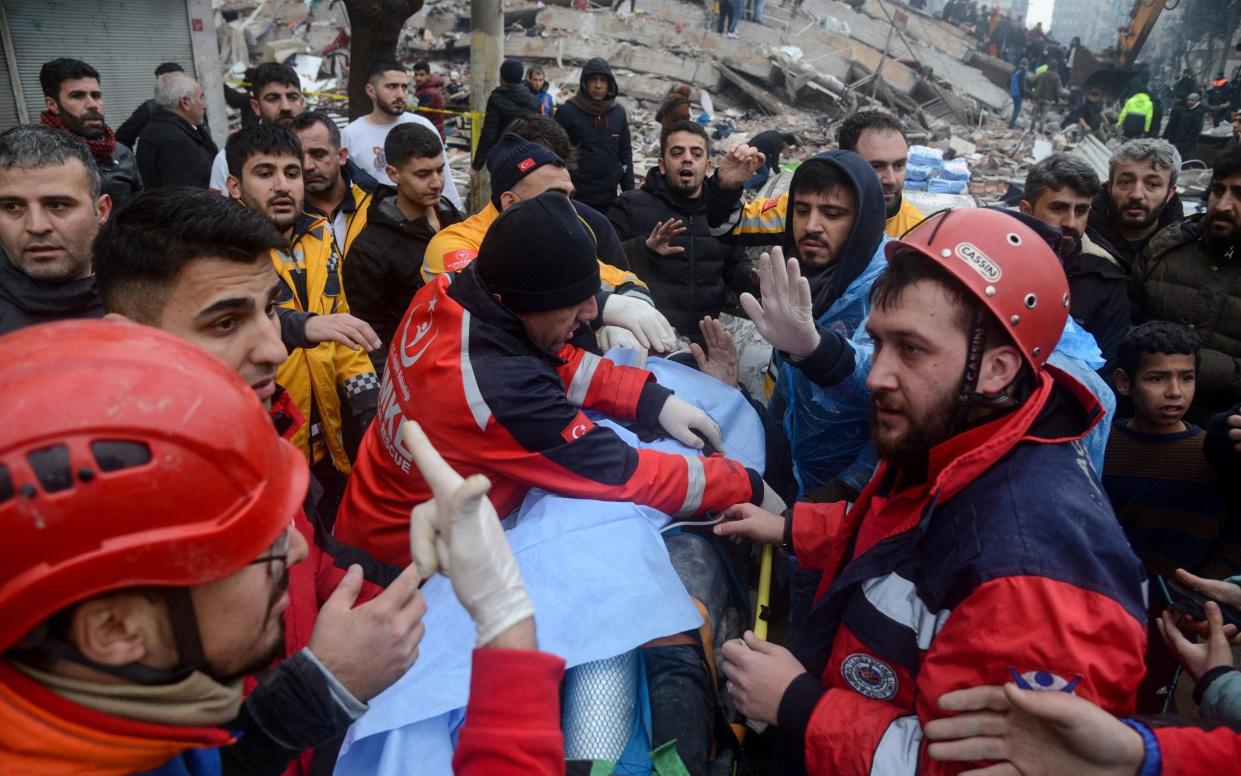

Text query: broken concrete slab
(796, 0), (1009, 112)
(717, 64), (784, 114)
(948, 135), (977, 157)
(504, 33), (722, 90)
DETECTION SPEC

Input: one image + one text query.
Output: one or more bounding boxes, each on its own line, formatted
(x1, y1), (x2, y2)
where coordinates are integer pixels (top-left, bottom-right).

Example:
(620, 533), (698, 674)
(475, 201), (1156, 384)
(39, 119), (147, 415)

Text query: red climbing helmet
(0, 320), (307, 651)
(886, 208), (1070, 370)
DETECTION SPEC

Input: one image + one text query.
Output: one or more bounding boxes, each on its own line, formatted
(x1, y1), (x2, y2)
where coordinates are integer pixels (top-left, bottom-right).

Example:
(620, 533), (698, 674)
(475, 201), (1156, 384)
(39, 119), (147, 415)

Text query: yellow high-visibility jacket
(421, 201), (648, 295)
(272, 213), (379, 473)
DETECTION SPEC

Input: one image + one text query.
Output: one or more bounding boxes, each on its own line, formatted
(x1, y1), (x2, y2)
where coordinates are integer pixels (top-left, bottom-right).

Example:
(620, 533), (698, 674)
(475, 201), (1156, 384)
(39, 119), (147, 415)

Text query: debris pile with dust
(211, 0), (1154, 206)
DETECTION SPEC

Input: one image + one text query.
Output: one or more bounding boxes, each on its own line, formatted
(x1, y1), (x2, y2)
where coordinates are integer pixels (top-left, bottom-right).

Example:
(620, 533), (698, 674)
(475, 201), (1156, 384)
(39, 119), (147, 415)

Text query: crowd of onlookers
(2, 42), (1241, 776)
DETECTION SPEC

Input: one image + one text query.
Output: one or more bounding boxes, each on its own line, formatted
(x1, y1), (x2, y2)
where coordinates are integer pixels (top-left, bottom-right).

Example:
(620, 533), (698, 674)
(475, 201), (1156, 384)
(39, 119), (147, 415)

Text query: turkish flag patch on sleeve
(560, 412), (596, 443)
(443, 248), (477, 273)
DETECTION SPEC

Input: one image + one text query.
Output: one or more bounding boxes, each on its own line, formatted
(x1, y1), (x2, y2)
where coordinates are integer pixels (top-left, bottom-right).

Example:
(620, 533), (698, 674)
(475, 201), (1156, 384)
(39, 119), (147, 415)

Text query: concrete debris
(214, 0), (1154, 204)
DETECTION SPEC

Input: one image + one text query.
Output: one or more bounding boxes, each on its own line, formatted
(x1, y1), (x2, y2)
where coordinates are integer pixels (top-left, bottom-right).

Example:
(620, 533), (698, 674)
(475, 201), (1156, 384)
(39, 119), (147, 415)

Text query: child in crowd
(1103, 321), (1234, 580)
(1103, 320), (1235, 712)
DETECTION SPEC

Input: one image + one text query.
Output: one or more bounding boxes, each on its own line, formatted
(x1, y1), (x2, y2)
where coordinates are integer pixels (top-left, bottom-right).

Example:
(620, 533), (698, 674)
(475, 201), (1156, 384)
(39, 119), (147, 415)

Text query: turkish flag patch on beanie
(517, 157), (536, 172)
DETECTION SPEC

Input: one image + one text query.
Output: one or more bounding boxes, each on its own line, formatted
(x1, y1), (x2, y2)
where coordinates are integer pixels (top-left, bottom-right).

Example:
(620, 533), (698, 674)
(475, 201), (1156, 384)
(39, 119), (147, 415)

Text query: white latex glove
(597, 325), (648, 368)
(756, 479), (787, 515)
(658, 395), (724, 451)
(739, 247), (821, 358)
(402, 421), (534, 646)
(602, 293), (678, 353)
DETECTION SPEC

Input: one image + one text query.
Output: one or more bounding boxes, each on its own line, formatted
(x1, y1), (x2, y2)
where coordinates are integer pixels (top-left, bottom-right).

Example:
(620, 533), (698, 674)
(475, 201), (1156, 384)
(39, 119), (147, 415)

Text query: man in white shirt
(341, 59), (461, 210)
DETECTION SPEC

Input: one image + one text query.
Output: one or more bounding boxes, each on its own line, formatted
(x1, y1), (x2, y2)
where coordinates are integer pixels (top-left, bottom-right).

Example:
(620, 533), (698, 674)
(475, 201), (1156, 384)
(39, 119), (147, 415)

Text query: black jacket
(608, 168), (755, 343)
(1064, 235), (1132, 369)
(1086, 186), (1183, 271)
(472, 83), (539, 171)
(749, 130), (792, 172)
(135, 107), (218, 189)
(97, 141), (143, 210)
(1163, 102), (1206, 151)
(116, 98), (156, 149)
(555, 58), (634, 209)
(344, 187), (463, 372)
(0, 251), (103, 336)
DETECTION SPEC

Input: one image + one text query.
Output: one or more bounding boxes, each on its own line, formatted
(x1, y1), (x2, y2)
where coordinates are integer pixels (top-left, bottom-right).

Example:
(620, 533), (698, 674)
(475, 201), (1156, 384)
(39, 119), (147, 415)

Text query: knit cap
(475, 192), (600, 313)
(486, 133), (563, 208)
(500, 59), (524, 84)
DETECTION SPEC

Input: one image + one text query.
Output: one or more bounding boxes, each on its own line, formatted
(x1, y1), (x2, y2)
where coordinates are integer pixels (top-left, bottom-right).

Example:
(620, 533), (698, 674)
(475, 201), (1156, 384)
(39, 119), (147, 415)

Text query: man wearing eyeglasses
(0, 321), (566, 775)
(90, 187), (424, 774)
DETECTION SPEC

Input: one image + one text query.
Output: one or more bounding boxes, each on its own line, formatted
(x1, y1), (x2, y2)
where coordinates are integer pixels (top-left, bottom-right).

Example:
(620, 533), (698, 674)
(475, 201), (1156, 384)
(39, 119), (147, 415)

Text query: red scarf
(40, 109), (116, 163)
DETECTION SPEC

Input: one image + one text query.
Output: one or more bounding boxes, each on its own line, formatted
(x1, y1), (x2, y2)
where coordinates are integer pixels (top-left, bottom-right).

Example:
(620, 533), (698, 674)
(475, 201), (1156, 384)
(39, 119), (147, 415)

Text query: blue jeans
(728, 0), (741, 31)
(1009, 94), (1022, 128)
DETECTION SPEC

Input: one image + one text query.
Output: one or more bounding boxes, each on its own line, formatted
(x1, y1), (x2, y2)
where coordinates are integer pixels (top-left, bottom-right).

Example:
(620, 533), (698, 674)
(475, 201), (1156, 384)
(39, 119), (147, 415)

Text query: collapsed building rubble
(211, 0), (1217, 212)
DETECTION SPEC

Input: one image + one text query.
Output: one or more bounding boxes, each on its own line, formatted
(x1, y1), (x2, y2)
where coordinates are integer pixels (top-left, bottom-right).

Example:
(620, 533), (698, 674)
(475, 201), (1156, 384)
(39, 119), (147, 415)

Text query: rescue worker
(0, 320), (565, 775)
(926, 651), (1241, 774)
(715, 208), (1147, 776)
(225, 124), (380, 481)
(1118, 86), (1156, 138)
(0, 321), (316, 774)
(334, 191), (784, 566)
(92, 188), (423, 773)
(837, 111), (924, 237)
(423, 132), (678, 356)
(291, 111), (376, 258)
(1030, 58), (1063, 133)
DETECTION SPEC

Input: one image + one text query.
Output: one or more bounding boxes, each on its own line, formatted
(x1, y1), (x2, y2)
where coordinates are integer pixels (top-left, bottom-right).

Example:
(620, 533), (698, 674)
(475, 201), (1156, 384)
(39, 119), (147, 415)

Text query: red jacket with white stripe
(778, 367), (1148, 775)
(335, 266), (761, 565)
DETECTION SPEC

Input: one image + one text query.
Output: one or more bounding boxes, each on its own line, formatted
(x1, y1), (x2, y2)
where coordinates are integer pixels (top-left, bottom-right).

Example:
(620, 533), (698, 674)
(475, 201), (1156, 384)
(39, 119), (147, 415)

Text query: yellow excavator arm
(1118, 0), (1170, 67)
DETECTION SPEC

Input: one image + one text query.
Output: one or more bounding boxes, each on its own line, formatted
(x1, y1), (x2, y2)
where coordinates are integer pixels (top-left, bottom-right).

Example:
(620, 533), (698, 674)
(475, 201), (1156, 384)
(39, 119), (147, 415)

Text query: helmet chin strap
(23, 587), (208, 687)
(953, 306), (1016, 434)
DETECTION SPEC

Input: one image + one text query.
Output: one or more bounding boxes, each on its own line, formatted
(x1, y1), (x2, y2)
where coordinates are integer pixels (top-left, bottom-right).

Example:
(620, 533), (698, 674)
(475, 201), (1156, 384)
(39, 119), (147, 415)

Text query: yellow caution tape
(225, 79), (484, 155)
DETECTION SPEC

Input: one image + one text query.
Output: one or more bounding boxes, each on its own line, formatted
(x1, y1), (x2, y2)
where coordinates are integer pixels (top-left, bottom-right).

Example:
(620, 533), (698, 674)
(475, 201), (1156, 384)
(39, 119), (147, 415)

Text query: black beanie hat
(486, 133), (563, 208)
(500, 59), (524, 84)
(475, 192), (600, 313)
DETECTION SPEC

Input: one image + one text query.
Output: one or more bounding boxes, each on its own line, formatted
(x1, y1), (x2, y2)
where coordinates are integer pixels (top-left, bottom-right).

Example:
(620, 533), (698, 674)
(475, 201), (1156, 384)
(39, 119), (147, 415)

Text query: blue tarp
(334, 353), (765, 774)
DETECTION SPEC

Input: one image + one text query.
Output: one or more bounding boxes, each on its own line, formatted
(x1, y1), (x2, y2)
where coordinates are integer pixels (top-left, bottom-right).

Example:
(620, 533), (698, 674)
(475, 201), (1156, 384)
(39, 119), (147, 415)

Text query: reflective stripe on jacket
(782, 367), (1147, 776)
(335, 267), (759, 565)
(272, 214), (379, 473)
